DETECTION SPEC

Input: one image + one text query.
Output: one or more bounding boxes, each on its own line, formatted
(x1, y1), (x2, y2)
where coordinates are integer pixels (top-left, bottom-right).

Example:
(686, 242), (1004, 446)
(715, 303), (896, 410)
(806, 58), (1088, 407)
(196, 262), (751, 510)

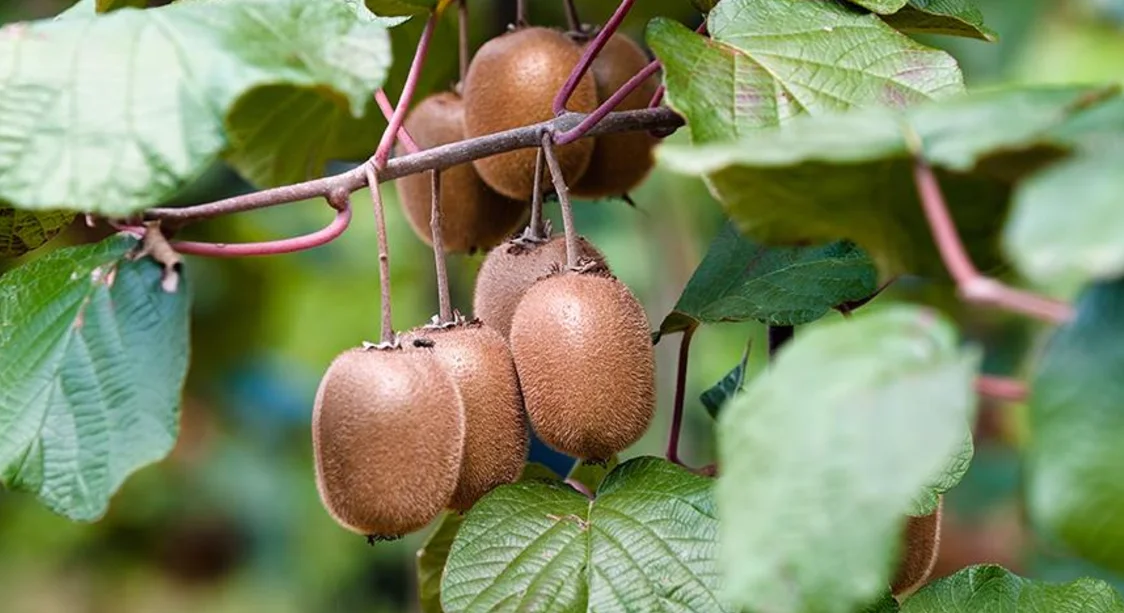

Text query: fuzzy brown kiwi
(401, 321), (529, 510)
(570, 33), (660, 199)
(312, 346), (466, 538)
(395, 93), (528, 253)
(890, 497), (944, 597)
(509, 271), (656, 461)
(473, 234), (607, 339)
(463, 27), (598, 200)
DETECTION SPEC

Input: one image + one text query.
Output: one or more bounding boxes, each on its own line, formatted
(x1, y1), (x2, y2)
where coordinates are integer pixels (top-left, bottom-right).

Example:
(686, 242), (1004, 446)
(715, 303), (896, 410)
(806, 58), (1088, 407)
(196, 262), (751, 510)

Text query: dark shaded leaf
(901, 565), (1124, 612)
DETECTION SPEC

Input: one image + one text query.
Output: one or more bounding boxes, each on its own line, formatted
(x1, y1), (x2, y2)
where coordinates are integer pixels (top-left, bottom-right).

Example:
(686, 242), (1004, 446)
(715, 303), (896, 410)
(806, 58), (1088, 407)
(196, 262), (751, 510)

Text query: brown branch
(145, 107), (682, 225)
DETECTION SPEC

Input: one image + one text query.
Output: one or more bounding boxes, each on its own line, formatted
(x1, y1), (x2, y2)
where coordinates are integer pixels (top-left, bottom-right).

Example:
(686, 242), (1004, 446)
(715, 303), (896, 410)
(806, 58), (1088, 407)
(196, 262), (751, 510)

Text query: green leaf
(658, 85), (1118, 275)
(1026, 278), (1124, 574)
(849, 0), (909, 13)
(96, 0), (145, 12)
(565, 456), (618, 494)
(365, 0), (436, 16)
(910, 434), (973, 515)
(900, 565), (1124, 612)
(0, 205), (74, 258)
(647, 0), (963, 145)
(0, 0), (392, 215)
(418, 511), (465, 613)
(717, 306), (979, 613)
(441, 457), (731, 613)
(862, 593), (901, 613)
(882, 0), (998, 41)
(661, 224), (879, 334)
(699, 336), (753, 420)
(0, 235), (191, 521)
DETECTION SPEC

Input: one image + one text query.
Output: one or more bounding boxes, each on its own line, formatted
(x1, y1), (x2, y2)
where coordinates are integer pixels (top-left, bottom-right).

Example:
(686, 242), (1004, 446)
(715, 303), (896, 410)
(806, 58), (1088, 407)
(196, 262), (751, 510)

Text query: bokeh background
(2, 1), (1124, 611)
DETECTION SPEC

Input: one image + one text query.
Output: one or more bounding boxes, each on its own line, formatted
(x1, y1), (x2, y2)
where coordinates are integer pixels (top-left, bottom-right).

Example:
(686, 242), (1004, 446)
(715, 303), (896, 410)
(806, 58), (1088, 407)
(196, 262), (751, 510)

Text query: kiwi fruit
(394, 93), (528, 253)
(509, 271), (656, 460)
(891, 497), (943, 597)
(571, 34), (660, 199)
(312, 345), (466, 538)
(473, 234), (607, 338)
(463, 27), (599, 200)
(401, 322), (529, 511)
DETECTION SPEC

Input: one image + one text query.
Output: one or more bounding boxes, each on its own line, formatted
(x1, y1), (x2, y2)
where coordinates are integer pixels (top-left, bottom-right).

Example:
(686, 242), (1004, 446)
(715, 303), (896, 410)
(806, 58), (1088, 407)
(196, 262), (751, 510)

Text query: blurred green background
(1, 1), (1123, 611)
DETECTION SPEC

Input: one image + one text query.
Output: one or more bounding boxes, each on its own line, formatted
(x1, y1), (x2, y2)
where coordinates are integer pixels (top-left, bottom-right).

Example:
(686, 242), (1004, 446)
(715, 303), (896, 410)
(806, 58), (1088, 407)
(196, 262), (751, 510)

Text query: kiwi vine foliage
(2, 1), (1124, 613)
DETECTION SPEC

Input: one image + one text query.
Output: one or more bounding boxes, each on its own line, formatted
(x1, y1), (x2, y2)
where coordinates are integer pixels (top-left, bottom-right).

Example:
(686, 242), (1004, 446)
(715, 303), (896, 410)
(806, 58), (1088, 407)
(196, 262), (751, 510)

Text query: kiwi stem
(457, 0), (469, 85)
(911, 157), (1074, 324)
(375, 89), (420, 154)
(373, 11), (438, 169)
(976, 375), (1027, 402)
(552, 0), (634, 116)
(648, 85), (665, 108)
(541, 132), (580, 269)
(561, 0), (582, 32)
(515, 0), (527, 27)
(528, 147), (546, 240)
(767, 326), (794, 360)
(171, 205), (352, 257)
(554, 60), (661, 146)
(429, 170), (454, 324)
(667, 326), (695, 466)
(366, 164), (395, 345)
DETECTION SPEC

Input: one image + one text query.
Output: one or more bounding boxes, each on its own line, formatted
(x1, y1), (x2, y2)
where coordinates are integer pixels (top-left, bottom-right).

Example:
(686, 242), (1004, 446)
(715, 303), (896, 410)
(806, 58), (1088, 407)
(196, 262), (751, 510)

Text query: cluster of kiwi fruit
(309, 22), (660, 540)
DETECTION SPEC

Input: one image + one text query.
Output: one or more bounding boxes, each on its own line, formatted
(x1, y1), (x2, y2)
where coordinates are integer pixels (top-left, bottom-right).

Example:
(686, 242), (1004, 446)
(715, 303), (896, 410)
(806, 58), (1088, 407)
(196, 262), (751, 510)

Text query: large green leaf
(661, 224), (879, 334)
(850, 0), (909, 13)
(717, 306), (979, 613)
(1026, 278), (1124, 574)
(881, 0), (998, 41)
(0, 205), (74, 258)
(658, 86), (1118, 275)
(647, 0), (964, 145)
(0, 0), (392, 215)
(441, 457), (731, 613)
(911, 434), (973, 515)
(0, 235), (191, 521)
(900, 565), (1124, 612)
(418, 511), (464, 613)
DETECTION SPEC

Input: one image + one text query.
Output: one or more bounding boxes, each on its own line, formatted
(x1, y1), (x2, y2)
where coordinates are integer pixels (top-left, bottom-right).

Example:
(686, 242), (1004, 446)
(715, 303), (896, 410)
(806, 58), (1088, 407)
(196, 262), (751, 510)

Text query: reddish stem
(540, 132), (579, 269)
(375, 89), (420, 154)
(976, 375), (1027, 403)
(667, 326), (695, 466)
(373, 12), (438, 168)
(555, 60), (661, 146)
(648, 85), (665, 108)
(911, 159), (1075, 324)
(552, 0), (635, 116)
(565, 478), (594, 500)
(172, 206), (352, 257)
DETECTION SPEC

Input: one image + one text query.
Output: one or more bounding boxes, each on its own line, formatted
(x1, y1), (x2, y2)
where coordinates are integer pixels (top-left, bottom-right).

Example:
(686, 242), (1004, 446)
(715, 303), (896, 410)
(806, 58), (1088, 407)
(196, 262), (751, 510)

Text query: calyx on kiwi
(401, 319), (529, 511)
(395, 92), (528, 253)
(473, 232), (608, 339)
(570, 33), (660, 199)
(509, 269), (656, 461)
(312, 344), (466, 539)
(891, 497), (944, 597)
(462, 27), (599, 200)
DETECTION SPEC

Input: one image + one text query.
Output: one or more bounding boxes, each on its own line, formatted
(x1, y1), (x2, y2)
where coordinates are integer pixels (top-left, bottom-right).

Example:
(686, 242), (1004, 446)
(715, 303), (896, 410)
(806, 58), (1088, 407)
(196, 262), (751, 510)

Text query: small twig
(648, 84), (666, 108)
(552, 0), (635, 116)
(375, 89), (420, 154)
(976, 375), (1027, 403)
(911, 158), (1074, 324)
(541, 132), (579, 269)
(172, 206), (352, 258)
(373, 12), (438, 168)
(529, 147), (546, 240)
(429, 170), (453, 323)
(365, 164), (395, 345)
(555, 60), (661, 145)
(667, 326), (695, 466)
(457, 0), (469, 85)
(561, 0), (581, 32)
(767, 325), (794, 359)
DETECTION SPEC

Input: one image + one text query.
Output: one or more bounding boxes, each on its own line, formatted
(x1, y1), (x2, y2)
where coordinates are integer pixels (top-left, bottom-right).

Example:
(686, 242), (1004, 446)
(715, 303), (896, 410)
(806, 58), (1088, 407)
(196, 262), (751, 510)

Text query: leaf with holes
(717, 306), (979, 613)
(0, 0), (392, 214)
(441, 457), (731, 613)
(0, 205), (74, 258)
(0, 235), (191, 521)
(900, 565), (1124, 612)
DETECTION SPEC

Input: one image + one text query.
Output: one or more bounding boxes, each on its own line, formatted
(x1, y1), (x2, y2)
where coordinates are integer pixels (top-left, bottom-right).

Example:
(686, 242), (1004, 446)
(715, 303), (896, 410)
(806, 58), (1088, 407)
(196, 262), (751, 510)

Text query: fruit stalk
(373, 11), (438, 169)
(552, 0), (634, 116)
(429, 170), (454, 323)
(365, 164), (396, 344)
(667, 326), (695, 466)
(375, 89), (420, 154)
(540, 132), (579, 269)
(554, 59), (661, 146)
(171, 205), (353, 258)
(458, 0), (469, 84)
(561, 0), (581, 32)
(911, 158), (1075, 324)
(528, 147), (546, 239)
(515, 0), (527, 27)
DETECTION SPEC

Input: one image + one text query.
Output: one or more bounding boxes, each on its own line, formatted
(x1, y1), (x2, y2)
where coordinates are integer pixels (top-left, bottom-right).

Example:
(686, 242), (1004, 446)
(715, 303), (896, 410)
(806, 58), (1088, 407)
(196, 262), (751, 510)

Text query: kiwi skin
(509, 271), (656, 461)
(463, 27), (598, 200)
(891, 497), (943, 597)
(312, 346), (466, 539)
(395, 92), (528, 253)
(401, 322), (529, 511)
(473, 234), (607, 339)
(571, 34), (660, 199)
